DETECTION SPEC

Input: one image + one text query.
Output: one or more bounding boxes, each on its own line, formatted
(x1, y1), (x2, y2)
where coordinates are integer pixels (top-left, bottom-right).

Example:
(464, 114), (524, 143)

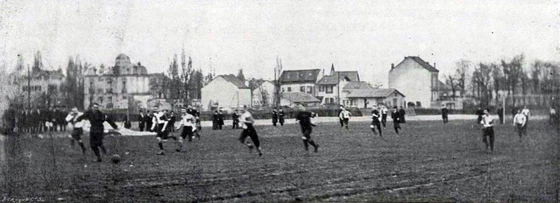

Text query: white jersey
(181, 113), (195, 127)
(522, 108), (530, 117)
(240, 111), (252, 129)
(340, 110), (351, 119)
(513, 113), (526, 126)
(381, 108), (388, 115)
(480, 114), (494, 128)
(66, 112), (85, 128)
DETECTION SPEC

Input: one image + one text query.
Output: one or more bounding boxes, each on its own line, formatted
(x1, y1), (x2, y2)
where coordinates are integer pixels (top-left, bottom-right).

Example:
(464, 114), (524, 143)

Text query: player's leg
(344, 119), (349, 129)
(305, 128), (318, 152)
(238, 129), (253, 150)
(489, 128), (495, 152)
(72, 129), (86, 154)
(370, 124), (377, 135)
(90, 132), (102, 162)
(248, 127), (262, 156)
(376, 123), (382, 137)
(394, 121), (399, 134)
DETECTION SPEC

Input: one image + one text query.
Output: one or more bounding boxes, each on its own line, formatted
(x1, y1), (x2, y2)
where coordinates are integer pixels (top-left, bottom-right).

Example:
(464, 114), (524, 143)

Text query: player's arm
(104, 115), (119, 130)
(75, 110), (90, 122)
(65, 113), (74, 122)
(244, 116), (255, 124)
(151, 116), (157, 131)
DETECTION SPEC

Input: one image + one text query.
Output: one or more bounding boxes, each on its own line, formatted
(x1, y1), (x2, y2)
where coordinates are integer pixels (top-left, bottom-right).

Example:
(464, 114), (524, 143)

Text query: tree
(444, 74), (457, 100)
(501, 54), (524, 106)
(180, 49), (193, 102)
(237, 69), (245, 82)
(490, 63), (503, 105)
(472, 63), (492, 106)
(455, 60), (470, 97)
(167, 55), (181, 100)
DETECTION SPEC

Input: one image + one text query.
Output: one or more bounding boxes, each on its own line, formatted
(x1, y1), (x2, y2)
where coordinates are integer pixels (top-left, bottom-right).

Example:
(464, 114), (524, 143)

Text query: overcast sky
(1, 0), (559, 86)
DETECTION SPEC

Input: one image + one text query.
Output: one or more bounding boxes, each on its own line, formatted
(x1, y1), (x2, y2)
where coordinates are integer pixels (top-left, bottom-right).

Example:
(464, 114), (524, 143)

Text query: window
(97, 88), (103, 94)
(282, 87), (285, 92)
(326, 86), (333, 94)
(107, 88), (113, 94)
(123, 96), (127, 100)
(307, 86), (312, 94)
(300, 86), (305, 92)
(319, 86), (324, 92)
(108, 96), (112, 101)
(122, 81), (127, 93)
(287, 87), (292, 92)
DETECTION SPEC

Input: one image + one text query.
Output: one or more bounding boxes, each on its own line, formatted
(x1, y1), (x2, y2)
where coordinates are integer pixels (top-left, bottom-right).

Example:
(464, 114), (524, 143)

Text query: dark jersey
(76, 110), (117, 133)
(296, 111), (313, 129)
(371, 109), (381, 124)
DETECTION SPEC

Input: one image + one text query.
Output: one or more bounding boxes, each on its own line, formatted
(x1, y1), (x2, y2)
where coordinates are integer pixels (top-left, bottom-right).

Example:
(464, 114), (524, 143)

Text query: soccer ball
(111, 154), (121, 164)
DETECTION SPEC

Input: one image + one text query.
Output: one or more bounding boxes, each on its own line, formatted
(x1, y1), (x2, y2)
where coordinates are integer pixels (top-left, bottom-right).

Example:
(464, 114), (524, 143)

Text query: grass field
(1, 119), (559, 202)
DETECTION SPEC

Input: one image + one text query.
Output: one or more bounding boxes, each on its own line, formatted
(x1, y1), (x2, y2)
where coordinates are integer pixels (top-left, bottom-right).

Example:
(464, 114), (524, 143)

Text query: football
(111, 154), (121, 164)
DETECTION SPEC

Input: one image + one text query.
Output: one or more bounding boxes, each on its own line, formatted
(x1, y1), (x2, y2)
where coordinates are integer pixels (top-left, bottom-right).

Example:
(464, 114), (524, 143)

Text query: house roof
(316, 71), (360, 85)
(218, 75), (249, 89)
(281, 92), (320, 103)
(397, 56), (439, 72)
(346, 88), (405, 98)
(279, 69), (321, 84)
(343, 81), (373, 90)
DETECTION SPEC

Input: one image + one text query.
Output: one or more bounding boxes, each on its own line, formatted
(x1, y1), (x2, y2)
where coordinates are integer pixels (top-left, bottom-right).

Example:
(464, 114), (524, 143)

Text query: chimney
(434, 63), (436, 68)
(391, 63), (394, 69)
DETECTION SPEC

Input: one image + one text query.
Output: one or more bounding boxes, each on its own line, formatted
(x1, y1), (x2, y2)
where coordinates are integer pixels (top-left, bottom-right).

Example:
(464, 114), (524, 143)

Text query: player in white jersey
(521, 106), (530, 130)
(480, 109), (495, 152)
(339, 108), (352, 130)
(175, 108), (196, 152)
(65, 107), (87, 155)
(151, 106), (177, 155)
(513, 109), (527, 141)
(238, 105), (262, 156)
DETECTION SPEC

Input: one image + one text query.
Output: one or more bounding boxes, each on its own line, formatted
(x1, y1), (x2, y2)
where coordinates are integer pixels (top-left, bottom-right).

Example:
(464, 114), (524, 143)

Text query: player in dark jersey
(391, 106), (401, 134)
(295, 105), (319, 152)
(278, 109), (285, 126)
(370, 106), (382, 137)
(75, 103), (118, 162)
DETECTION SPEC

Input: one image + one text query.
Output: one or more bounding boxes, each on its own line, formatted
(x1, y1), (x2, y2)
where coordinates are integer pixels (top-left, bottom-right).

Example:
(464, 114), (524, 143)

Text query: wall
(280, 83), (315, 95)
(389, 59), (432, 108)
(201, 77), (252, 111)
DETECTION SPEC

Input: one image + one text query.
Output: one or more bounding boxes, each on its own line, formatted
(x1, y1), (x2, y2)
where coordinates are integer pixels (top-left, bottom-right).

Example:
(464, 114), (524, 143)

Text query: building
(279, 69), (322, 95)
(84, 54), (152, 109)
(252, 81), (275, 107)
(316, 69), (360, 105)
(389, 56), (439, 108)
(346, 88), (406, 109)
(201, 75), (251, 111)
(9, 68), (65, 108)
(280, 92), (321, 108)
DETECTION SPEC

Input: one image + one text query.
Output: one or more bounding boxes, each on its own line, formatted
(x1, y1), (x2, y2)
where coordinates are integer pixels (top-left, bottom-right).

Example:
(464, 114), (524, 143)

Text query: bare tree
(444, 74), (457, 100)
(501, 54), (524, 107)
(490, 63), (503, 105)
(455, 60), (470, 97)
(472, 63), (492, 106)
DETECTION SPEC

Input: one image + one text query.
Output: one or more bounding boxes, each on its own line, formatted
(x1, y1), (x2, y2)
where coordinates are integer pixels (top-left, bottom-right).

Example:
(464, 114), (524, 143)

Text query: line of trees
(444, 54), (560, 107)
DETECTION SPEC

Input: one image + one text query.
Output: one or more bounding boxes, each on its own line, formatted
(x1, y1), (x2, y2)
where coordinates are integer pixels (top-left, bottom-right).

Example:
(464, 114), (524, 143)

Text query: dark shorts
(156, 124), (169, 139)
(71, 128), (83, 140)
(343, 118), (349, 125)
(483, 127), (494, 137)
(89, 131), (104, 147)
(180, 126), (193, 139)
(239, 125), (258, 142)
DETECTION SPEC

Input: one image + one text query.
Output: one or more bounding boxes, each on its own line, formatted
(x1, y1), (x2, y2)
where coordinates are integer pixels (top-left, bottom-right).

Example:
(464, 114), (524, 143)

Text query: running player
(295, 105), (319, 152)
(370, 105), (382, 137)
(381, 105), (388, 129)
(151, 107), (177, 155)
(75, 103), (118, 162)
(480, 108), (495, 152)
(65, 107), (87, 155)
(391, 106), (401, 134)
(513, 109), (527, 141)
(339, 108), (351, 130)
(521, 106), (530, 131)
(238, 105), (262, 156)
(176, 108), (196, 152)
(441, 105), (449, 124)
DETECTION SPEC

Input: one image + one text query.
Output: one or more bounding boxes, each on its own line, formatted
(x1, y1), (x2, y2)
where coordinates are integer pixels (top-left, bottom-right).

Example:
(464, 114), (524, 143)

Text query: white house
(201, 75), (251, 111)
(389, 56), (439, 108)
(346, 88), (406, 109)
(252, 81), (275, 107)
(316, 70), (360, 105)
(279, 69), (322, 95)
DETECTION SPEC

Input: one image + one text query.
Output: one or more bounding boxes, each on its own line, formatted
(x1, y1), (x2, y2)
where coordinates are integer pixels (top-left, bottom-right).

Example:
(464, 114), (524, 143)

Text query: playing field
(1, 119), (558, 202)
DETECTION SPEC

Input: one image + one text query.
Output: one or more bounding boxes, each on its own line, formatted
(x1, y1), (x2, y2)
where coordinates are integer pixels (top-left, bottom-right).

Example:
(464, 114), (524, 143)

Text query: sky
(1, 0), (559, 86)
